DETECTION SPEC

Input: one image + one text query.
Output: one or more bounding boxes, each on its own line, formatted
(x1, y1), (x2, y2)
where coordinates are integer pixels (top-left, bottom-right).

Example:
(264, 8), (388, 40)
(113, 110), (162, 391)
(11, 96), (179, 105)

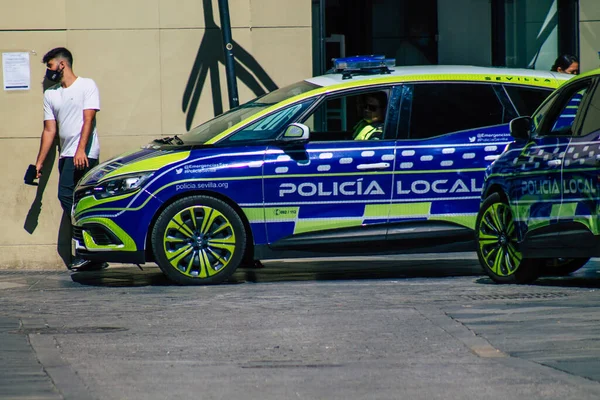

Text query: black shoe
(75, 262), (109, 272)
(68, 258), (91, 270)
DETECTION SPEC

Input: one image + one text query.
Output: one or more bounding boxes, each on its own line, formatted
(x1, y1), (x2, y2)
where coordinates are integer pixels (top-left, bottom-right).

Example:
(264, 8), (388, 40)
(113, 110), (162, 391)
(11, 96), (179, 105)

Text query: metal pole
(319, 0), (326, 75)
(217, 0), (239, 108)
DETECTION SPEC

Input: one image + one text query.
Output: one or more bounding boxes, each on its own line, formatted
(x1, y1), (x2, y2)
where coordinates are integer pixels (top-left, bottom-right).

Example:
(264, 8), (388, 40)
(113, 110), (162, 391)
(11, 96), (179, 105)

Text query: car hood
(79, 147), (190, 186)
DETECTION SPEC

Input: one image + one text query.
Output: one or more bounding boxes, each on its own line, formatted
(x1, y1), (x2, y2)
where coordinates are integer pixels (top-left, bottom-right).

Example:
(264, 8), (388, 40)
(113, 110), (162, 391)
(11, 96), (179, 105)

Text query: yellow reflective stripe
(102, 151), (190, 180)
(293, 218), (362, 235)
(556, 202), (577, 218)
(242, 208), (264, 223)
(363, 204), (390, 218)
(388, 202), (431, 217)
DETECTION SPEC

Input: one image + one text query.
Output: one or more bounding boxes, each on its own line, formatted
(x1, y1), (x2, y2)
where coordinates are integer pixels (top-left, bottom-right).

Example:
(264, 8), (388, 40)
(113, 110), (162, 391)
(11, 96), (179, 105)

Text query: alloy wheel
(477, 202), (521, 277)
(163, 205), (237, 279)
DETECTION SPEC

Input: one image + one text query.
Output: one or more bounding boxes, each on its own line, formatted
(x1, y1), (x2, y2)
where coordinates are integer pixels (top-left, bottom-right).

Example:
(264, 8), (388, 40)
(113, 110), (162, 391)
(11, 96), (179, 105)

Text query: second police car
(476, 67), (600, 284)
(72, 56), (572, 284)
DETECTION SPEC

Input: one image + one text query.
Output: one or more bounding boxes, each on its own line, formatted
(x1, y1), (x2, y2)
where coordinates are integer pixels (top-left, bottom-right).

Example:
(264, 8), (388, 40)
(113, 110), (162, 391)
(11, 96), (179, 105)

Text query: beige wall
(0, 0), (312, 269)
(580, 0), (600, 73)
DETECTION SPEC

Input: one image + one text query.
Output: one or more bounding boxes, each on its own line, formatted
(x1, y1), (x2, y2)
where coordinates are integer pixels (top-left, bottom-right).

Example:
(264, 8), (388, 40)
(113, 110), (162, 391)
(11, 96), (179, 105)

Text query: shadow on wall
(527, 11), (558, 70)
(182, 0), (279, 130)
(23, 77), (72, 267)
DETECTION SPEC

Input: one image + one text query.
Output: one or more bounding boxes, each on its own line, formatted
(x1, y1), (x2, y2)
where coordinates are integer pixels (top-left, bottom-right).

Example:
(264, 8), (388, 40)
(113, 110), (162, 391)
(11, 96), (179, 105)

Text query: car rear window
(408, 83), (505, 139)
(504, 85), (553, 117)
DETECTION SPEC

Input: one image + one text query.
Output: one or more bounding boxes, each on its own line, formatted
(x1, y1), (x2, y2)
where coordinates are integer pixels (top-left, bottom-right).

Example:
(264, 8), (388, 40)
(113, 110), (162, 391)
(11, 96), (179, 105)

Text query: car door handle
(356, 162), (391, 170)
(547, 159), (562, 167)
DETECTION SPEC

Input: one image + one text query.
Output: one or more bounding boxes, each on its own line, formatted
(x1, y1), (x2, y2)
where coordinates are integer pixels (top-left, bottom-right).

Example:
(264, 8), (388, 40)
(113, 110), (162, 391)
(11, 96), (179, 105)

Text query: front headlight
(93, 172), (154, 199)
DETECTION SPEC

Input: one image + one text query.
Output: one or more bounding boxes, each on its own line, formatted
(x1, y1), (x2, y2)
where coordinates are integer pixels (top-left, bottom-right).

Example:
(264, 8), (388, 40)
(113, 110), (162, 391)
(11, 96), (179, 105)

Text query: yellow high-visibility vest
(352, 120), (383, 140)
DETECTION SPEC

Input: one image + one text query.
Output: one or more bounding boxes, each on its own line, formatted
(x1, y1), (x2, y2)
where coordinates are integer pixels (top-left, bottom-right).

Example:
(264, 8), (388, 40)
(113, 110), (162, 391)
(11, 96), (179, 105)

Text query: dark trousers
(58, 157), (99, 214)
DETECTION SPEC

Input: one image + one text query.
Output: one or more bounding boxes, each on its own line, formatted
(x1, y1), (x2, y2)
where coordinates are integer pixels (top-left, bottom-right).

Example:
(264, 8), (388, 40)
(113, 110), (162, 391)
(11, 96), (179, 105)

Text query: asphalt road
(1, 253), (600, 400)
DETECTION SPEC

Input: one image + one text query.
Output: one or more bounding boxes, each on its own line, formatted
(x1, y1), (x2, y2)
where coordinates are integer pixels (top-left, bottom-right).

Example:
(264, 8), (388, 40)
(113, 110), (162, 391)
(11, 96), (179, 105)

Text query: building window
(492, 0), (578, 70)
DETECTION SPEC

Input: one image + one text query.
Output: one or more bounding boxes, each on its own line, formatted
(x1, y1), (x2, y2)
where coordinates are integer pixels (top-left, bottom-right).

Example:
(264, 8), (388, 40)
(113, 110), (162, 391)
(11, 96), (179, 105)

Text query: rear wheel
(475, 193), (541, 284)
(151, 195), (246, 285)
(543, 257), (590, 276)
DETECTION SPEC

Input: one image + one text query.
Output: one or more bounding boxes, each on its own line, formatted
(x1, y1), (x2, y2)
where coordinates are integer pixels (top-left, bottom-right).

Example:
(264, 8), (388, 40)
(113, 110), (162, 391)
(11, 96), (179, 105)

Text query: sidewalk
(0, 317), (62, 400)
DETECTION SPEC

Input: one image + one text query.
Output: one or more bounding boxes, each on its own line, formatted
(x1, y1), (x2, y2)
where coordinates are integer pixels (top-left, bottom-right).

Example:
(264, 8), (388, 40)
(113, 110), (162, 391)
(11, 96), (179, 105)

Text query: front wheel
(475, 193), (541, 284)
(151, 195), (247, 285)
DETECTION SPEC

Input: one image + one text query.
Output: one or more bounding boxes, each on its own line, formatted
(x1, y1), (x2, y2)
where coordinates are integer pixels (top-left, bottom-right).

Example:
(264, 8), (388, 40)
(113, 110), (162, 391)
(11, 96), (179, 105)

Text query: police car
(73, 56), (571, 285)
(476, 68), (600, 284)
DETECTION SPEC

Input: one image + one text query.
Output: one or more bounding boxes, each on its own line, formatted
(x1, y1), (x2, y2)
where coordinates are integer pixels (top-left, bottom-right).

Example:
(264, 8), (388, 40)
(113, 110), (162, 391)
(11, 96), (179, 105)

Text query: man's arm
(73, 109), (96, 169)
(35, 120), (57, 178)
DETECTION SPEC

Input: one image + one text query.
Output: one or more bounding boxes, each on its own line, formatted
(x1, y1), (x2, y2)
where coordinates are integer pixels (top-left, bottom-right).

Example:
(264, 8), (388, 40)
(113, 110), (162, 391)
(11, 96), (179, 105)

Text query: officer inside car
(352, 92), (387, 140)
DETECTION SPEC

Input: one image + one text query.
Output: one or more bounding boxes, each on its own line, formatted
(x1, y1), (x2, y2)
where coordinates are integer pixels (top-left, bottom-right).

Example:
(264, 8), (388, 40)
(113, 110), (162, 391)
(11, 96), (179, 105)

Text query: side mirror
(279, 123), (310, 143)
(509, 116), (532, 141)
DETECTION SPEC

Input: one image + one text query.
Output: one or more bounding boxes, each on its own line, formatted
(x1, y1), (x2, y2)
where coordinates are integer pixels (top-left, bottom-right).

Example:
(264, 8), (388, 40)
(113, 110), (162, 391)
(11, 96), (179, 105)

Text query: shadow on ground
(68, 258), (600, 289)
(474, 264), (600, 289)
(69, 257), (485, 288)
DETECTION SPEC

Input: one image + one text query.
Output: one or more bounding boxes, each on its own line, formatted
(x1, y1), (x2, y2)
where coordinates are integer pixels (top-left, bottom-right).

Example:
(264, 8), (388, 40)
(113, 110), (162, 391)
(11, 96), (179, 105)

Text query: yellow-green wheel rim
(163, 205), (236, 278)
(478, 202), (522, 277)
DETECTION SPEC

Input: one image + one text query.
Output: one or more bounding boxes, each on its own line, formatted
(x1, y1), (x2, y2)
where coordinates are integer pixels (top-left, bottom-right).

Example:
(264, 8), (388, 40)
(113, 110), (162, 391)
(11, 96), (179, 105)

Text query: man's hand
(74, 149), (89, 170)
(35, 163), (43, 179)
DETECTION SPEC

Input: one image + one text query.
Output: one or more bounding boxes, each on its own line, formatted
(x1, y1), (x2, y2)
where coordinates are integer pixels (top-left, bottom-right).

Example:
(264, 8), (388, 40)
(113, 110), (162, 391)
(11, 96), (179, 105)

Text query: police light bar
(332, 55), (395, 73)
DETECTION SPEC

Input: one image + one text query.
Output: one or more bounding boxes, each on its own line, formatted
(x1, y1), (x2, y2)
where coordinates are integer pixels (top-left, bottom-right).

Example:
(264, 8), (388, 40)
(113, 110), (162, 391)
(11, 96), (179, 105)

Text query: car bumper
(72, 218), (146, 264)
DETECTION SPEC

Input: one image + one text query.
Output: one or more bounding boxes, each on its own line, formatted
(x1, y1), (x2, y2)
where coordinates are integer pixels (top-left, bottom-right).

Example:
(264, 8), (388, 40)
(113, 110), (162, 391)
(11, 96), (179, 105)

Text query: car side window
(531, 91), (558, 131)
(407, 83), (506, 140)
(536, 81), (592, 137)
(504, 86), (553, 117)
(550, 88), (587, 135)
(579, 82), (600, 137)
(301, 89), (393, 141)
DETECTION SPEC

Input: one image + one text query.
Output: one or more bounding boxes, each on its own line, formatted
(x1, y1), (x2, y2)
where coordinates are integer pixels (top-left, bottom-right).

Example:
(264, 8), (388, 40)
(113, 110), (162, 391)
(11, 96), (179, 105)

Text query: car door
(262, 86), (400, 252)
(556, 77), (600, 246)
(388, 82), (518, 251)
(509, 79), (592, 249)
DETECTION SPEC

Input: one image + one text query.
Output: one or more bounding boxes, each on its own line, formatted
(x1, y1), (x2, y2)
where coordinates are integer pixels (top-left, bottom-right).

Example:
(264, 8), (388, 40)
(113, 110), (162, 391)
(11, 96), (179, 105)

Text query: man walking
(34, 47), (107, 271)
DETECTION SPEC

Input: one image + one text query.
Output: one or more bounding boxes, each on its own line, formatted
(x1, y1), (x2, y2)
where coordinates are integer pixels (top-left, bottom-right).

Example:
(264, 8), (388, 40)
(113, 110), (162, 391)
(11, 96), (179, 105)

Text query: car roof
(559, 67), (600, 82)
(306, 65), (571, 89)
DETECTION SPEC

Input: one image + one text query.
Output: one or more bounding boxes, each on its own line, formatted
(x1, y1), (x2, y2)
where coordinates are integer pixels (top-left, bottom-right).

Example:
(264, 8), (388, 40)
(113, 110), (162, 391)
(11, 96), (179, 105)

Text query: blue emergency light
(331, 55), (395, 79)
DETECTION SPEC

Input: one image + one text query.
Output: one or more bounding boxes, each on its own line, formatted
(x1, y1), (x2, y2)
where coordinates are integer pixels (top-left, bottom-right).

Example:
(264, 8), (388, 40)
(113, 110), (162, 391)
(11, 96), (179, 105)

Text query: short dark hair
(42, 47), (73, 67)
(551, 54), (578, 72)
(367, 91), (388, 108)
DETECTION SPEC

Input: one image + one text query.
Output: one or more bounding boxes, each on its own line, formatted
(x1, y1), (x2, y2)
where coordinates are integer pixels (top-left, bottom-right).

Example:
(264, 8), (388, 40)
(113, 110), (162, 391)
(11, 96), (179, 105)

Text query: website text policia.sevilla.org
(175, 182), (229, 191)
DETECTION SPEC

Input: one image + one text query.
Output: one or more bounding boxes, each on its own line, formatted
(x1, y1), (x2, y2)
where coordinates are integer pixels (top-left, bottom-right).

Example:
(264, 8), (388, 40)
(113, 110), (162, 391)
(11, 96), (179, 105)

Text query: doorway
(313, 0), (438, 74)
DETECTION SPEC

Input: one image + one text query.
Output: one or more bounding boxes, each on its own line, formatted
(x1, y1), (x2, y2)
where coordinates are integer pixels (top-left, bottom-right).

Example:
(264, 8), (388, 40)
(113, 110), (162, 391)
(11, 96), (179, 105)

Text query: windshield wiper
(240, 102), (275, 108)
(153, 135), (184, 145)
(173, 135), (184, 145)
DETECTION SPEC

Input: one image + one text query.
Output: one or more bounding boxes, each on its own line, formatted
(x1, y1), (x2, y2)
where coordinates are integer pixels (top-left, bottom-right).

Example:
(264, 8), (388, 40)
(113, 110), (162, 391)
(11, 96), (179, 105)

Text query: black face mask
(45, 66), (63, 82)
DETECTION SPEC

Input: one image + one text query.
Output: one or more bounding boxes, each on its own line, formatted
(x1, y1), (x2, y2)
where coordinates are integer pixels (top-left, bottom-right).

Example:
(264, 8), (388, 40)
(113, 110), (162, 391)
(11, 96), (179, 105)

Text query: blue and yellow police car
(476, 67), (600, 284)
(73, 56), (572, 284)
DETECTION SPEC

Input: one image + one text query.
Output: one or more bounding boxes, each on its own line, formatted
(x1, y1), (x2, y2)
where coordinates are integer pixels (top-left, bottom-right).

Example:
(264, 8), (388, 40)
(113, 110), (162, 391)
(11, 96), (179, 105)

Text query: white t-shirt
(43, 77), (101, 159)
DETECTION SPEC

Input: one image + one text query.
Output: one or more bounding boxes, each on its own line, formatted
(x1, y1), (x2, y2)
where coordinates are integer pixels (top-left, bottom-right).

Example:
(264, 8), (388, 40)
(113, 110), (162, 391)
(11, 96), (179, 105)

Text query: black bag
(24, 164), (38, 186)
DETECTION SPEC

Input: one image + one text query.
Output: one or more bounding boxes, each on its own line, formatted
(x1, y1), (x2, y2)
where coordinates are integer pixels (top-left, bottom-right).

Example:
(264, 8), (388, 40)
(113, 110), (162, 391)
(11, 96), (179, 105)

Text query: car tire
(151, 195), (246, 285)
(542, 257), (590, 276)
(475, 192), (541, 284)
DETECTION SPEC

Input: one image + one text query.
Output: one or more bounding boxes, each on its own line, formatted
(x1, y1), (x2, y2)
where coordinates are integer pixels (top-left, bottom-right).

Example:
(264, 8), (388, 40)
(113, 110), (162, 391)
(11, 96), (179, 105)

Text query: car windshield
(179, 80), (320, 144)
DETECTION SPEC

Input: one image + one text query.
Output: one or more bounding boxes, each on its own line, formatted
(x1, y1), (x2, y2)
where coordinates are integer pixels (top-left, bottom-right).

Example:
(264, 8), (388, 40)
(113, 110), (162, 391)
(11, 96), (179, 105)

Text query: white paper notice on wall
(2, 52), (30, 91)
